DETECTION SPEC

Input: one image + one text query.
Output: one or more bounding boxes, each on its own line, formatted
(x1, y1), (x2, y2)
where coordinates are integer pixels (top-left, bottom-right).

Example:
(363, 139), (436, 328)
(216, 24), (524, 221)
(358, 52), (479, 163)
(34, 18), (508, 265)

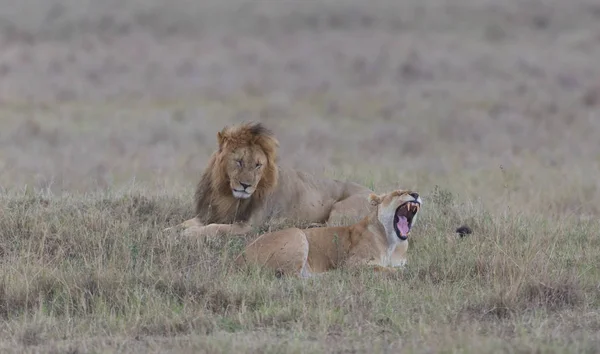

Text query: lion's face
(369, 190), (422, 242)
(224, 145), (268, 199)
(212, 122), (279, 202)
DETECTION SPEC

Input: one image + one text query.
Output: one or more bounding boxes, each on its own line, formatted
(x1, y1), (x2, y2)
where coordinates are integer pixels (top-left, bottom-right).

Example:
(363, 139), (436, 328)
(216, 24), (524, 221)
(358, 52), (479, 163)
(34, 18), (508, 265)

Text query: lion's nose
(240, 182), (251, 190)
(409, 192), (419, 200)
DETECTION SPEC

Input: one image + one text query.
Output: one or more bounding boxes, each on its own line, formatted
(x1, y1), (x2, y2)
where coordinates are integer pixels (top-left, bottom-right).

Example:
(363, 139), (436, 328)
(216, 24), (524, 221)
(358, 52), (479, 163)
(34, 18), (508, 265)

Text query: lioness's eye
(255, 162), (262, 169)
(236, 160), (243, 167)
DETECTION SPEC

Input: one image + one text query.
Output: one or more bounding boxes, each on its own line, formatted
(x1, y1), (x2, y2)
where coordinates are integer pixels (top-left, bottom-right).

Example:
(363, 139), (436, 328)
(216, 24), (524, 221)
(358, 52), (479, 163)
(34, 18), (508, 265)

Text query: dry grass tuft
(464, 273), (585, 322)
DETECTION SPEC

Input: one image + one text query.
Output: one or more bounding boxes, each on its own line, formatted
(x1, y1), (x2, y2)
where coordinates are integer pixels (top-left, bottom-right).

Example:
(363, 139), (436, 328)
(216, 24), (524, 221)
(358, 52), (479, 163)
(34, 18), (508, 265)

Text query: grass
(1, 182), (599, 353)
(1, 0), (600, 352)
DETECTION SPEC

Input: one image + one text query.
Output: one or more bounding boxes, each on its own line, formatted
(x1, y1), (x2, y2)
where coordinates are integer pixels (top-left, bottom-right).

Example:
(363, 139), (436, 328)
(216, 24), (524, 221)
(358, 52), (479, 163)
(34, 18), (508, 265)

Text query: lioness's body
(175, 122), (372, 237)
(235, 190), (422, 277)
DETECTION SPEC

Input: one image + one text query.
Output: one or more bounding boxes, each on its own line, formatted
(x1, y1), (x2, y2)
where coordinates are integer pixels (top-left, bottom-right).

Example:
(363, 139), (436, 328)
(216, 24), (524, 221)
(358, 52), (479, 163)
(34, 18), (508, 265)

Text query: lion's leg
(182, 222), (253, 238)
(163, 217), (203, 232)
(235, 228), (310, 278)
(327, 193), (373, 226)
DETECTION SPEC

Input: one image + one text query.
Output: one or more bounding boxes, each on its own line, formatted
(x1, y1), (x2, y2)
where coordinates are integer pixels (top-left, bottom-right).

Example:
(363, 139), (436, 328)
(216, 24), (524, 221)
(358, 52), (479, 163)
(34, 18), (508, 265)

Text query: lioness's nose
(409, 192), (419, 199)
(240, 182), (251, 190)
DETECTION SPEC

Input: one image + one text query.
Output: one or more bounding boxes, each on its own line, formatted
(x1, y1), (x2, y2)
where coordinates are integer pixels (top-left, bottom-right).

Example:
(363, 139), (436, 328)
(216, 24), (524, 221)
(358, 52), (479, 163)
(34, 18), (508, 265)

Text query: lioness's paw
(392, 259), (407, 269)
(371, 265), (399, 273)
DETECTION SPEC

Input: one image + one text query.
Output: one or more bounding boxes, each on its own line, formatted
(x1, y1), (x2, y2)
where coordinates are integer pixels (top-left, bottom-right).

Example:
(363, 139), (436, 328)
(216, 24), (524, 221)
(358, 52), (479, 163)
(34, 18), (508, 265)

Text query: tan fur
(169, 122), (375, 238)
(234, 189), (422, 277)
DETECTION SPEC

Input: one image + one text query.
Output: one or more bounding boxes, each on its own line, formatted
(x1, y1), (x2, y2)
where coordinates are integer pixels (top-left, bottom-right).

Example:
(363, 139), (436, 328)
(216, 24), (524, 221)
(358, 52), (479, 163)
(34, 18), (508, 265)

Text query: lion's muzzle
(232, 182), (255, 199)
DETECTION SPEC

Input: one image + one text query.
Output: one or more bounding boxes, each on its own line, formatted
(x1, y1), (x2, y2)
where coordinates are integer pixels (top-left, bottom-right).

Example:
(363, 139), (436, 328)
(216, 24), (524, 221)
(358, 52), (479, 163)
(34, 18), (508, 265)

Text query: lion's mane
(193, 122), (279, 225)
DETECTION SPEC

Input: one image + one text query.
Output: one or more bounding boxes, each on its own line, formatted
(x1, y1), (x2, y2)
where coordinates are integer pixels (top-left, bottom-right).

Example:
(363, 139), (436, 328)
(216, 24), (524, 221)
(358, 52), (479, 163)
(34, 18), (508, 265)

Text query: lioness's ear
(368, 193), (382, 206)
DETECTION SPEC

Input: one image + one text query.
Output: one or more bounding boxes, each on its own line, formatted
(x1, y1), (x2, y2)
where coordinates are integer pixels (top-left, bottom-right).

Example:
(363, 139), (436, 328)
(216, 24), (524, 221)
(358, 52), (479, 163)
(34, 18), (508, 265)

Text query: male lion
(234, 189), (422, 277)
(171, 122), (374, 237)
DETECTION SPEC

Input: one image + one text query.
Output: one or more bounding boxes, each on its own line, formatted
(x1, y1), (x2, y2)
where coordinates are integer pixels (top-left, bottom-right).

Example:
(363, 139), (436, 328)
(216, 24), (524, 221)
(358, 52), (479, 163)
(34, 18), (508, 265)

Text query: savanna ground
(1, 0), (600, 352)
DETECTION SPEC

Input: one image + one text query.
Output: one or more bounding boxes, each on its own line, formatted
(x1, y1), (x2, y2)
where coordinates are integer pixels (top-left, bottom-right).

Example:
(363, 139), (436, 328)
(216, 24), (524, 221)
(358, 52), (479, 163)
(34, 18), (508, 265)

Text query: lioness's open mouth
(393, 201), (420, 240)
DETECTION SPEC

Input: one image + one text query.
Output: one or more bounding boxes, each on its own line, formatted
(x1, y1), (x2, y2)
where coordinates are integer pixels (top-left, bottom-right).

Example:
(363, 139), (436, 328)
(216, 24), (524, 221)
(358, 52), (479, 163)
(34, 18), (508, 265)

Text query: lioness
(234, 189), (422, 277)
(171, 122), (373, 237)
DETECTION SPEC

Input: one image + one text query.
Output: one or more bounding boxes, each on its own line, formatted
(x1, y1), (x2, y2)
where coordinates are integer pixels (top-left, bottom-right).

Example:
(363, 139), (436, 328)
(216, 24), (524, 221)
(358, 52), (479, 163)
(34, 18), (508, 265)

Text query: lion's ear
(368, 193), (382, 206)
(217, 131), (227, 150)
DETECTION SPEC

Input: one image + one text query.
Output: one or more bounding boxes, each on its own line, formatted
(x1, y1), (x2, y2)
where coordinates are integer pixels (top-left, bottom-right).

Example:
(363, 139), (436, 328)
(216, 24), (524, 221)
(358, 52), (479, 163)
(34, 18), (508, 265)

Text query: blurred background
(0, 0), (599, 215)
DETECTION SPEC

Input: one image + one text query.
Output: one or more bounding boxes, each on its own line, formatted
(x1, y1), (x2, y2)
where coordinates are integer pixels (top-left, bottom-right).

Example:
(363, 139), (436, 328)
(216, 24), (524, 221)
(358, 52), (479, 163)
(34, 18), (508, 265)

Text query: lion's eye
(236, 160), (243, 167)
(255, 162), (262, 169)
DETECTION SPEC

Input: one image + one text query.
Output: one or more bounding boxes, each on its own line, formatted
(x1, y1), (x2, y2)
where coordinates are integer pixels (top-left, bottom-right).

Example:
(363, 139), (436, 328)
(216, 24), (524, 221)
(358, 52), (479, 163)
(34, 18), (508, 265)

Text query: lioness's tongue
(397, 216), (409, 236)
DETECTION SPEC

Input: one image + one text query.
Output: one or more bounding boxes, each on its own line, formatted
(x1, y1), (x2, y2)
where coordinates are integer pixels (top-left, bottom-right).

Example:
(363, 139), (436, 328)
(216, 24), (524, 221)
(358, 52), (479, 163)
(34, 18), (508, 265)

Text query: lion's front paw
(163, 218), (216, 240)
(180, 224), (220, 238)
(163, 217), (204, 233)
(182, 218), (204, 229)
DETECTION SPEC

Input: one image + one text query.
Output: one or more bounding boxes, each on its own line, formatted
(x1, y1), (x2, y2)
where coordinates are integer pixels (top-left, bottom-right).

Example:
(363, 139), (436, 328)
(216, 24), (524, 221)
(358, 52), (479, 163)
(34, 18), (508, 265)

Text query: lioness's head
(369, 190), (422, 242)
(215, 122), (279, 200)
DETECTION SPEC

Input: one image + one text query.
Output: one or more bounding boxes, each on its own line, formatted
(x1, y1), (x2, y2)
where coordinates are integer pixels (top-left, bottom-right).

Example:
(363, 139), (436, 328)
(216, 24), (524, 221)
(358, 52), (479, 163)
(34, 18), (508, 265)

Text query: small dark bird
(456, 225), (473, 238)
